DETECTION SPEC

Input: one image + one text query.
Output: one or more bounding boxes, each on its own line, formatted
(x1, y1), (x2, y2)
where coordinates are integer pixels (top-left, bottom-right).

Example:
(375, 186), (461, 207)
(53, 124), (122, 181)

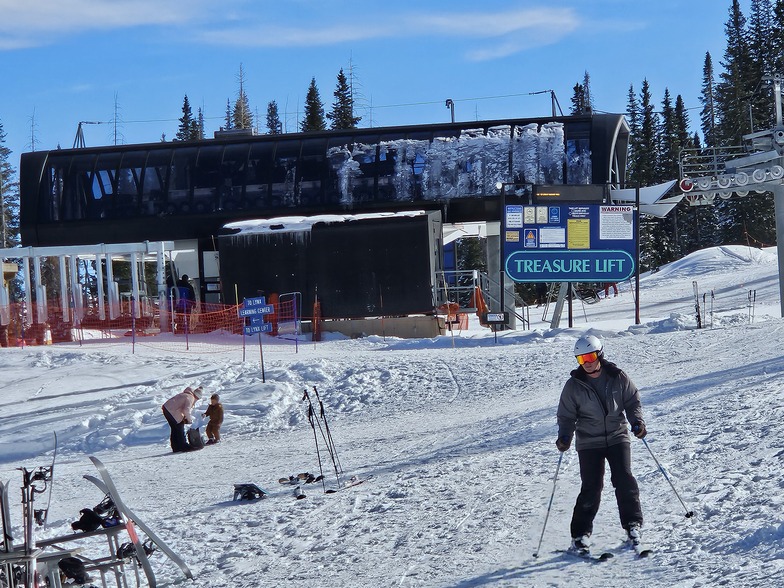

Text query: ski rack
(0, 457), (192, 588)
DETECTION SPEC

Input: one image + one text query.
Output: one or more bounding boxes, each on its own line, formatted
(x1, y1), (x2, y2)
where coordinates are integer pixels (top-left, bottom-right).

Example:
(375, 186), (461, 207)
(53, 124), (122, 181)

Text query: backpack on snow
(71, 508), (104, 532)
(59, 556), (91, 584)
(71, 495), (121, 532)
(187, 427), (204, 450)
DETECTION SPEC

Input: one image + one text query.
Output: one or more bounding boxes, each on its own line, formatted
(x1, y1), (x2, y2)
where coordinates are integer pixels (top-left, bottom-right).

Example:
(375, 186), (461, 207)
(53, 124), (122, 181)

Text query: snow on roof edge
(222, 210), (429, 235)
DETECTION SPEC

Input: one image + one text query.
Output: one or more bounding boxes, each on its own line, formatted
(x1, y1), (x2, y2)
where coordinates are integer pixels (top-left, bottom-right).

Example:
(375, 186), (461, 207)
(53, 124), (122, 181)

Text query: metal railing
(434, 270), (530, 330)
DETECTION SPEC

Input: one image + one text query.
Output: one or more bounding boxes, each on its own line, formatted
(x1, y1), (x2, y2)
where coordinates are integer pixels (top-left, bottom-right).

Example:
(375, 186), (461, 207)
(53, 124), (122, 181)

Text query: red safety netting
(0, 298), (313, 354)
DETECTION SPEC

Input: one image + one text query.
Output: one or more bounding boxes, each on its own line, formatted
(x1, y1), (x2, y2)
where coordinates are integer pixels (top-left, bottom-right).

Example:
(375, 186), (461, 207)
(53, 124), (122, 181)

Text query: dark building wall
(220, 212), (442, 319)
(19, 114), (626, 248)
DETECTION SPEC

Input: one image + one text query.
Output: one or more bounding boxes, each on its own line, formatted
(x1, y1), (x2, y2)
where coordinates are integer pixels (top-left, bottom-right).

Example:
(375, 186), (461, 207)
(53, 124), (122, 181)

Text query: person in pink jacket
(162, 386), (203, 452)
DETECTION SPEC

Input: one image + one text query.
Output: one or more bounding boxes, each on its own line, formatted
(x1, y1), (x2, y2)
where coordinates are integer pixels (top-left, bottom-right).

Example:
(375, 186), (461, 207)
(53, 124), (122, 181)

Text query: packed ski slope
(1, 244), (783, 587)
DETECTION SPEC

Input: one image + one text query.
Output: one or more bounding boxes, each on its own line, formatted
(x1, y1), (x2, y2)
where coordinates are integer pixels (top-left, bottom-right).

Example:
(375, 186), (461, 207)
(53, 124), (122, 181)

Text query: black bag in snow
(187, 427), (204, 450)
(59, 556), (91, 583)
(71, 508), (104, 532)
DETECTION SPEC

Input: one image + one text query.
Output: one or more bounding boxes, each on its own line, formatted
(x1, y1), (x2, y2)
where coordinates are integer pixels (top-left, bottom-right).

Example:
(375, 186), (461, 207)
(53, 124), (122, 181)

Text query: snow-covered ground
(1, 244), (783, 587)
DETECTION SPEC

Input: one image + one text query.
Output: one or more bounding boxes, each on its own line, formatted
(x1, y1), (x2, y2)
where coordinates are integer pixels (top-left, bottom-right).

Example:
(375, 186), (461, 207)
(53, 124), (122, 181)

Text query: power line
(370, 91), (559, 110)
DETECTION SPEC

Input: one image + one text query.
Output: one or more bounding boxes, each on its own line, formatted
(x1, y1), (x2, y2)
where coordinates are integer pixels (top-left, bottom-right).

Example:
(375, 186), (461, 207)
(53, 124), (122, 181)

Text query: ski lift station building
(10, 113), (678, 335)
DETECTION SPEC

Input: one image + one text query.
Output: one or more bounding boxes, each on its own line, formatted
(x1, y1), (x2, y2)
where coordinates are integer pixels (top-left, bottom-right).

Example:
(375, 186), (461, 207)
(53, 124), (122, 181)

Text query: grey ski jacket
(557, 359), (644, 451)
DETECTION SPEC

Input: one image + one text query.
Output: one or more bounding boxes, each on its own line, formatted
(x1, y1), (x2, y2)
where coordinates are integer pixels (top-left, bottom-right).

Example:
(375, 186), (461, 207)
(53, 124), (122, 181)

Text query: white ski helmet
(574, 335), (603, 357)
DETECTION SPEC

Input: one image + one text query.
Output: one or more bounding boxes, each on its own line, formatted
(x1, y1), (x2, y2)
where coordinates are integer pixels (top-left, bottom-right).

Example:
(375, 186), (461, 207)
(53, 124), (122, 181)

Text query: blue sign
(244, 296), (268, 308)
(506, 250), (635, 282)
(238, 305), (274, 317)
(244, 323), (273, 335)
(503, 203), (637, 283)
(239, 296), (274, 317)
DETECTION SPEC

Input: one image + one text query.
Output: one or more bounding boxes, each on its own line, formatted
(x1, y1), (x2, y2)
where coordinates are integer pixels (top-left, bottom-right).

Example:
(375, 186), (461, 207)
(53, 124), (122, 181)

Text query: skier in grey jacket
(556, 335), (646, 551)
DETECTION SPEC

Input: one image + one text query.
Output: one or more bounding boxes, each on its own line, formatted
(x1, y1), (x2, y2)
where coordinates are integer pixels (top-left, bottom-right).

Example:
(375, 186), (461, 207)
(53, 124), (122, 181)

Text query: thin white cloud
(0, 0), (208, 47)
(410, 8), (579, 38)
(197, 7), (583, 61)
(0, 3), (588, 61)
(199, 23), (391, 47)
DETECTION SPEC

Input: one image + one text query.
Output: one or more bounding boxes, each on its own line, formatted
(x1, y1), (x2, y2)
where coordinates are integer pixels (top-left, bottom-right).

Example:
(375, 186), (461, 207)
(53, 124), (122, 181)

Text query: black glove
(555, 436), (571, 452)
(632, 422), (647, 439)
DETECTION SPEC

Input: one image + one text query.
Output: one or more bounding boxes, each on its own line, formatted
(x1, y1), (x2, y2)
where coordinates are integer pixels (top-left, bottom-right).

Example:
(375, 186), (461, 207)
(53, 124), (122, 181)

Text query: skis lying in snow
(557, 547), (614, 562)
(325, 475), (373, 493)
(279, 473), (372, 498)
(278, 472), (323, 485)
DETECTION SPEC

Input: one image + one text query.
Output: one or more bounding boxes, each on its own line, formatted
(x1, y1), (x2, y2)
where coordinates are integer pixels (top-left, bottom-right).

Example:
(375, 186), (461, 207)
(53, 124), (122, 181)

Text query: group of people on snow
(157, 331), (648, 553)
(162, 386), (224, 452)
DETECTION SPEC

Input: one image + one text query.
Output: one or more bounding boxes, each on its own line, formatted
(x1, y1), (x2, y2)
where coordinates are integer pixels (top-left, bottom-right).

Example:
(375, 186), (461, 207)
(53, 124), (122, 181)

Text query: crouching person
(162, 386), (202, 453)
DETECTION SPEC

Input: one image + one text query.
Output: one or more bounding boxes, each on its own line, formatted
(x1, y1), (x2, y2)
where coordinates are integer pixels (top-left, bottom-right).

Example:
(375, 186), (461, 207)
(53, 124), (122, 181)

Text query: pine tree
(659, 89), (680, 182)
(175, 95), (195, 141)
(625, 84), (641, 183)
(747, 0), (774, 130)
(673, 93), (719, 255)
(699, 52), (719, 147)
(455, 238), (486, 272)
(224, 99), (233, 130)
(194, 107), (205, 140)
(674, 95), (693, 150)
(569, 73), (594, 115)
(716, 0), (755, 144)
(634, 79), (659, 186)
(711, 0), (777, 245)
(772, 0), (784, 74)
(628, 79), (675, 271)
(232, 64), (253, 130)
(649, 88), (682, 262)
(0, 119), (22, 299)
(266, 100), (283, 134)
(301, 77), (326, 132)
(327, 68), (362, 130)
(570, 83), (586, 115)
(582, 71), (594, 114)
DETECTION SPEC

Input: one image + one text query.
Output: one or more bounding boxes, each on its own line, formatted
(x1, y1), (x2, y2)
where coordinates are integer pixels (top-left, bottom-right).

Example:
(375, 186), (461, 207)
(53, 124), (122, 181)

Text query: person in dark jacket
(556, 334), (646, 551)
(176, 275), (196, 314)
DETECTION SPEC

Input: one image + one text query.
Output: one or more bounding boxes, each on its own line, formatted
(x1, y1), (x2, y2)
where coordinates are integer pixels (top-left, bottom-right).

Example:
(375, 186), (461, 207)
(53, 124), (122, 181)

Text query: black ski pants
(163, 407), (189, 452)
(570, 442), (643, 538)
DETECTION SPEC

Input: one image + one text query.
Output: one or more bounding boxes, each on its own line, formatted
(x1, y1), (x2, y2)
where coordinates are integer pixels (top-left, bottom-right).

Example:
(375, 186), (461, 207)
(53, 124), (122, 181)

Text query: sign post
(239, 296), (275, 382)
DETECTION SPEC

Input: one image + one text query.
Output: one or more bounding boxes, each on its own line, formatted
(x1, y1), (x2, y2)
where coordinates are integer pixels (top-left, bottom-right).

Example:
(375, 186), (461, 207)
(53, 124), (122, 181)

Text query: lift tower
(679, 74), (784, 317)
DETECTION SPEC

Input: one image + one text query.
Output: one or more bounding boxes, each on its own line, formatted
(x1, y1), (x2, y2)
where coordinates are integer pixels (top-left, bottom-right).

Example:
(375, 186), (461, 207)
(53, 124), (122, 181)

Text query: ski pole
(303, 394), (326, 492)
(304, 389), (340, 488)
(313, 386), (343, 474)
(533, 452), (563, 558)
(641, 437), (694, 518)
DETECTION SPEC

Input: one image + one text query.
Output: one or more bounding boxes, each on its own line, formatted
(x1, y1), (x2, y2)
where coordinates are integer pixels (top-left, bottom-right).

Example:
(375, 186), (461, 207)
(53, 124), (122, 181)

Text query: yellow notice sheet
(567, 219), (590, 249)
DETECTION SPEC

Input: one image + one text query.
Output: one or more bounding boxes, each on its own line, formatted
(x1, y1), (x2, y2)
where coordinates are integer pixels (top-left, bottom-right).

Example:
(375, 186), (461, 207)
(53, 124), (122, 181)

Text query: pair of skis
(278, 472), (373, 500)
(559, 541), (653, 562)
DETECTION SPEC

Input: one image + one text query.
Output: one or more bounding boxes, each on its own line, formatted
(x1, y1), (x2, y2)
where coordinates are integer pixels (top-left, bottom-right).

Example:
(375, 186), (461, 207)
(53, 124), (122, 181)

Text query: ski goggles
(576, 351), (599, 365)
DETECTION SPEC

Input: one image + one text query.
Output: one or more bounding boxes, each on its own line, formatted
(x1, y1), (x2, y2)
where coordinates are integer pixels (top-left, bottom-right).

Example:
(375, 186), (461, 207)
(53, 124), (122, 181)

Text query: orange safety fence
(0, 298), (310, 353)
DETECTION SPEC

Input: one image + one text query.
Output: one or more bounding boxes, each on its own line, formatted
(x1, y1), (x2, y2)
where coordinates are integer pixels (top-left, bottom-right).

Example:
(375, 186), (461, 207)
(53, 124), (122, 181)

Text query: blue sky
(0, 1), (735, 169)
